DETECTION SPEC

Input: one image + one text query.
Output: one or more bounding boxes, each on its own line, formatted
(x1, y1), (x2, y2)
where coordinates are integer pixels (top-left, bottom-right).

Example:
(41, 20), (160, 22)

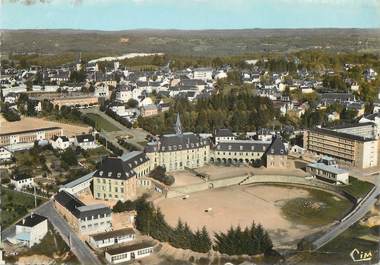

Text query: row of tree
(214, 223), (273, 256)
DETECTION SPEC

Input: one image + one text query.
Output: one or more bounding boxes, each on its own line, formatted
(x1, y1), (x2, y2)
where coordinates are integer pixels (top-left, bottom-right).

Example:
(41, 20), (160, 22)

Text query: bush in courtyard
(149, 166), (175, 186)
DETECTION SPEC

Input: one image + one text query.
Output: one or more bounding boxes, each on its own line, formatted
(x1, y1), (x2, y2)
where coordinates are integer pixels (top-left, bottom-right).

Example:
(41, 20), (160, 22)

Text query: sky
(1, 0), (380, 30)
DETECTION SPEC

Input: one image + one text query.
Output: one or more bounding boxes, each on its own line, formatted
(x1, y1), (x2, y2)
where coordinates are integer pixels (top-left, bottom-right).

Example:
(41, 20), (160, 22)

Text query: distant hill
(1, 28), (380, 56)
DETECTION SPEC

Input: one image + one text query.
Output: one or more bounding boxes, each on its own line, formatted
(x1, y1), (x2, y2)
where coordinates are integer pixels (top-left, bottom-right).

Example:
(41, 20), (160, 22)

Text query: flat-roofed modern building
(88, 228), (135, 249)
(54, 191), (112, 235)
(304, 123), (378, 169)
(105, 242), (155, 264)
(0, 127), (63, 146)
(306, 162), (349, 184)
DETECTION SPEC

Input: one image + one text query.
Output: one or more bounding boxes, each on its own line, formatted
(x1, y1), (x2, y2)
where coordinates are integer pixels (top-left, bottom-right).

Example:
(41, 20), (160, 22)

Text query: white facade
(193, 68), (213, 81)
(11, 176), (34, 191)
(105, 244), (154, 264)
(94, 83), (110, 98)
(0, 146), (13, 161)
(50, 136), (71, 150)
(14, 215), (48, 248)
(89, 228), (135, 249)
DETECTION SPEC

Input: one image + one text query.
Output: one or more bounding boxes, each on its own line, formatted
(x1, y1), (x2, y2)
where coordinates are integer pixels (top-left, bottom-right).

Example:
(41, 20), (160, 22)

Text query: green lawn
(85, 113), (120, 132)
(1, 188), (47, 228)
(282, 188), (353, 226)
(340, 177), (375, 199)
(299, 222), (379, 265)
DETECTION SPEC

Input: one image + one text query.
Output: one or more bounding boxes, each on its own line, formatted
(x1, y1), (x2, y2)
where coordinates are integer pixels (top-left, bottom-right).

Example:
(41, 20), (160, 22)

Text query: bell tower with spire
(175, 113), (183, 136)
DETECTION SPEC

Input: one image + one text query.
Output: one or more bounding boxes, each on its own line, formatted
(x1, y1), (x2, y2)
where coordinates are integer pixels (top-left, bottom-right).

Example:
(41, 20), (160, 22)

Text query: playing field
(156, 184), (353, 247)
(0, 116), (91, 136)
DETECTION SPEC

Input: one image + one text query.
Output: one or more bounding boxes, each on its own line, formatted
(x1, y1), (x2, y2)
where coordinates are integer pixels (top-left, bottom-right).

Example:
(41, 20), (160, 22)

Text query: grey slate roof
(16, 214), (47, 227)
(54, 191), (111, 219)
(266, 136), (288, 156)
(76, 134), (95, 143)
(215, 140), (270, 152)
(93, 157), (136, 180)
(145, 132), (209, 153)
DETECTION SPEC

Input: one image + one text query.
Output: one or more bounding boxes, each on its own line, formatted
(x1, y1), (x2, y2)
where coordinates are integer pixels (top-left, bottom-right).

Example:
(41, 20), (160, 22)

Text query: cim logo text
(350, 249), (373, 262)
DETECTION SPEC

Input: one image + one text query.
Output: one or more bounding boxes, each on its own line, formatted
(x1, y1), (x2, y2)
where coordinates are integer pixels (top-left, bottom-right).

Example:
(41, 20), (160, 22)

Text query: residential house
(13, 214), (48, 247)
(10, 175), (35, 191)
(51, 135), (71, 150)
(75, 134), (97, 150)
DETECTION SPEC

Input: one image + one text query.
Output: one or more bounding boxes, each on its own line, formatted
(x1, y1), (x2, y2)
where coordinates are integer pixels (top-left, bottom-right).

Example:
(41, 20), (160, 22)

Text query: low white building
(306, 157), (349, 184)
(105, 242), (155, 264)
(14, 214), (48, 248)
(50, 135), (71, 150)
(10, 175), (35, 191)
(89, 228), (135, 249)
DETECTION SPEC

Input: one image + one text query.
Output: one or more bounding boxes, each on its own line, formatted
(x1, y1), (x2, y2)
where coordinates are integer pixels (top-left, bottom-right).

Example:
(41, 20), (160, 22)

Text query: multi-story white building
(74, 134), (97, 150)
(50, 135), (71, 150)
(304, 123), (378, 169)
(14, 214), (48, 248)
(0, 146), (13, 162)
(10, 175), (35, 191)
(94, 83), (110, 98)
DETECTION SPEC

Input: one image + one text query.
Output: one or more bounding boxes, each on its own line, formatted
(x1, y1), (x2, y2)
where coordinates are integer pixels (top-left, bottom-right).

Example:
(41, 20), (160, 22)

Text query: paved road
(312, 185), (380, 249)
(82, 108), (149, 151)
(35, 201), (102, 265)
(285, 185), (380, 265)
(2, 200), (102, 265)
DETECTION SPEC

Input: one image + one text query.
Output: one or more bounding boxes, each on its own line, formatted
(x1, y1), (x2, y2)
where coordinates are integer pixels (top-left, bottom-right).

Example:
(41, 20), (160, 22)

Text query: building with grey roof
(93, 151), (151, 202)
(54, 191), (112, 235)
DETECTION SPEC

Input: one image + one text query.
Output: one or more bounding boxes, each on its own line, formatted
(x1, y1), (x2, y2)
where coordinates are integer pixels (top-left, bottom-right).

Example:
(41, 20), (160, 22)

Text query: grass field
(341, 177), (375, 199)
(85, 113), (120, 132)
(299, 222), (379, 265)
(281, 189), (353, 226)
(1, 188), (46, 228)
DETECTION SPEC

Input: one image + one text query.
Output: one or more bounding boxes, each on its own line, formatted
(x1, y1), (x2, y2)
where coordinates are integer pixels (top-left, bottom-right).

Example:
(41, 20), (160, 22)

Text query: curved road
(286, 184), (380, 265)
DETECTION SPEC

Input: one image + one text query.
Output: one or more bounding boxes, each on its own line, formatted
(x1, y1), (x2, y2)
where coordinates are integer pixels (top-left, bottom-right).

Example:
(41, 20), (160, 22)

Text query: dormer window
(251, 146), (254, 151)
(99, 171), (103, 176)
(228, 145), (232, 150)
(240, 146), (243, 150)
(108, 172), (112, 177)
(117, 173), (121, 178)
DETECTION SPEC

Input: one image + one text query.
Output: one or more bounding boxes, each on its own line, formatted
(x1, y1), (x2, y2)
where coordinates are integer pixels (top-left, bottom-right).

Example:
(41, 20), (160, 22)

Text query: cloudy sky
(1, 0), (380, 30)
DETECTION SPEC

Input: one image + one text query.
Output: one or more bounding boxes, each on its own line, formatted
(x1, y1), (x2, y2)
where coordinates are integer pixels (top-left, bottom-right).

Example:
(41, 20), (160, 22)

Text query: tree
(127, 98), (139, 108)
(60, 148), (78, 166)
(149, 166), (175, 186)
